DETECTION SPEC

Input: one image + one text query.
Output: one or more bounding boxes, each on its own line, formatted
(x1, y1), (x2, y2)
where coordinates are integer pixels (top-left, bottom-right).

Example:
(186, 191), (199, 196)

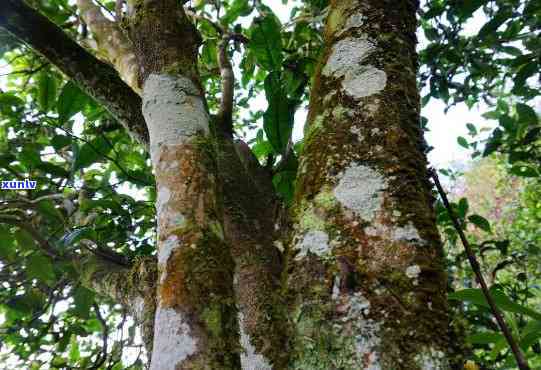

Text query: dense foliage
(0, 0), (539, 369)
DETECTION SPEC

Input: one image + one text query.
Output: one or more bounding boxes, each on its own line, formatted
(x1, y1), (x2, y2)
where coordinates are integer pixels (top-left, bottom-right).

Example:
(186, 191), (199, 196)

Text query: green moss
(298, 205), (326, 231)
(202, 304), (223, 338)
(314, 187), (338, 210)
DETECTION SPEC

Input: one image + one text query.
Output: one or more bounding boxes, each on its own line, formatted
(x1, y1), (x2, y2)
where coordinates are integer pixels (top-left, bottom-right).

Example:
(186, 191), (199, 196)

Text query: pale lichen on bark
(142, 73), (209, 163)
(150, 307), (197, 370)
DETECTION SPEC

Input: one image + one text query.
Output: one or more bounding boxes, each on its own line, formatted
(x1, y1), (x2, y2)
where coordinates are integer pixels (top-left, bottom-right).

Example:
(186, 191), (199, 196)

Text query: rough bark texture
(0, 0), (148, 146)
(127, 1), (239, 368)
(216, 133), (290, 368)
(287, 0), (458, 368)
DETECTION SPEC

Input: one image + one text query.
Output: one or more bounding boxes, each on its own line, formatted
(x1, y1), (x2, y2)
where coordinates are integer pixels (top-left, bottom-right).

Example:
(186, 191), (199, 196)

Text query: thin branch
(216, 34), (235, 135)
(429, 168), (531, 370)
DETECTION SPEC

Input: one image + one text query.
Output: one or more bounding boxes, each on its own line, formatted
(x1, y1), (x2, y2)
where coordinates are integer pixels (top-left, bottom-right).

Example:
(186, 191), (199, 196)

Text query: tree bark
(126, 1), (240, 368)
(287, 0), (457, 368)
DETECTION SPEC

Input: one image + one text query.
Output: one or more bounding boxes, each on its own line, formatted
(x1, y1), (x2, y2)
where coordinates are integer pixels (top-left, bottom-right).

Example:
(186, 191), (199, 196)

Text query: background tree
(0, 0), (538, 369)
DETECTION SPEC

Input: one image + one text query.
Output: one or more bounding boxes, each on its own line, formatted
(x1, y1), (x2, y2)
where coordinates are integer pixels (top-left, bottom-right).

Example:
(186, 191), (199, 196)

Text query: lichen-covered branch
(79, 254), (157, 357)
(76, 0), (140, 93)
(0, 0), (149, 146)
(287, 0), (461, 368)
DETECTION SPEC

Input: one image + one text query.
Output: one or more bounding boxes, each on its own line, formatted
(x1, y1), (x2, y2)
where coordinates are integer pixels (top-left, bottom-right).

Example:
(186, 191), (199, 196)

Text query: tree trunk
(285, 0), (457, 368)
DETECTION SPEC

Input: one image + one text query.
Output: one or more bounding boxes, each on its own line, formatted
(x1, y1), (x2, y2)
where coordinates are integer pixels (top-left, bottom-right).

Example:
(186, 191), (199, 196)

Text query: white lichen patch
(322, 37), (387, 100)
(349, 126), (364, 141)
(342, 66), (387, 99)
(365, 221), (426, 247)
(150, 307), (197, 370)
(238, 312), (272, 370)
(323, 37), (374, 78)
(338, 292), (382, 369)
(414, 347), (449, 370)
(169, 211), (187, 229)
(405, 265), (421, 279)
(156, 186), (171, 215)
(332, 105), (354, 121)
(391, 222), (423, 243)
(337, 12), (366, 36)
(158, 235), (179, 266)
(142, 74), (210, 163)
(295, 230), (330, 260)
(132, 295), (146, 322)
(334, 164), (387, 221)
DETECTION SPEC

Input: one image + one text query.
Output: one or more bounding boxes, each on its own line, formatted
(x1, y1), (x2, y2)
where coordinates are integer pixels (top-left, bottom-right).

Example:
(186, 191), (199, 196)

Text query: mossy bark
(287, 0), (462, 368)
(215, 130), (290, 368)
(127, 1), (240, 368)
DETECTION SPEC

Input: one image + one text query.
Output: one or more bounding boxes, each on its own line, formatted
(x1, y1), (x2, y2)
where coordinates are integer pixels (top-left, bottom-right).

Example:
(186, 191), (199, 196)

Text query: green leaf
(15, 229), (36, 251)
(57, 82), (90, 124)
(222, 0), (251, 24)
(263, 72), (295, 153)
(457, 198), (469, 218)
(478, 9), (511, 39)
(457, 136), (469, 149)
(466, 123), (477, 136)
(449, 288), (541, 321)
(468, 214), (491, 232)
(512, 62), (537, 93)
(37, 73), (57, 111)
(0, 226), (16, 261)
(26, 254), (55, 285)
(250, 15), (283, 71)
(72, 136), (112, 171)
(509, 165), (538, 178)
(520, 320), (541, 350)
(0, 92), (24, 115)
(51, 135), (72, 151)
(72, 286), (94, 319)
(467, 331), (504, 344)
(68, 334), (80, 363)
(36, 199), (65, 222)
(515, 103), (538, 127)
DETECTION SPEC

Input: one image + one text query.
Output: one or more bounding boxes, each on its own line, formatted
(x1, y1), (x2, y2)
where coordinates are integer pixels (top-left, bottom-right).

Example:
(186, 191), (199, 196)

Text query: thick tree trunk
(286, 0), (457, 368)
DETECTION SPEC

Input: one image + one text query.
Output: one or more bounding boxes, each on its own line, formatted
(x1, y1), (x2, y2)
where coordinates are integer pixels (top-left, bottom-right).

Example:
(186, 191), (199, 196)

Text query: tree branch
(216, 35), (235, 136)
(0, 0), (149, 146)
(76, 0), (140, 93)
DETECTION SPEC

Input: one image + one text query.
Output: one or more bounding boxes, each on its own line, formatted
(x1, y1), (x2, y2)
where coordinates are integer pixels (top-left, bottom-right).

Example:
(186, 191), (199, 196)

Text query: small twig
(429, 168), (531, 370)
